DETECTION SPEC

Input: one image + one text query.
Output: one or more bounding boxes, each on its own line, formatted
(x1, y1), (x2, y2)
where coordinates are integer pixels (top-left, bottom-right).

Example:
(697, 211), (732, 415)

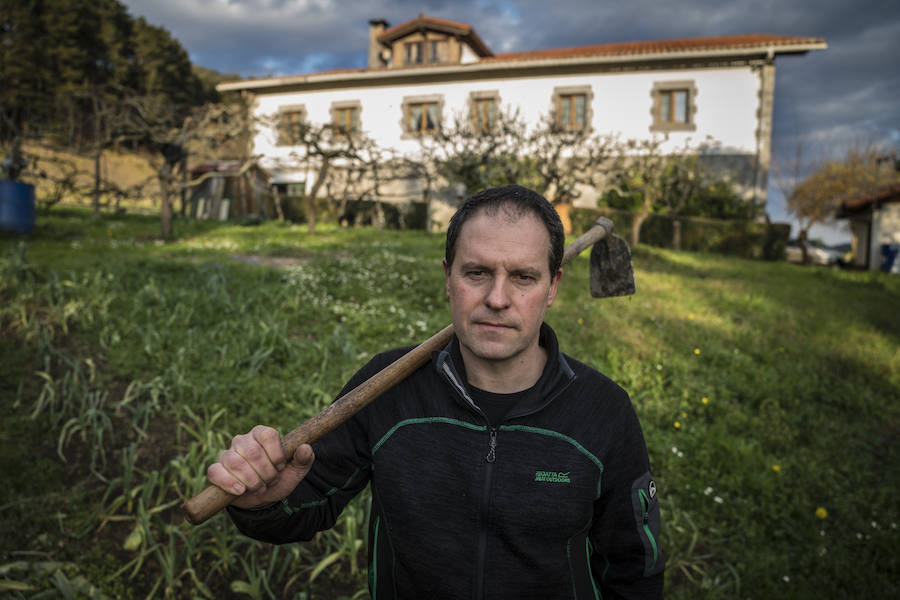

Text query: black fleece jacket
(228, 324), (664, 599)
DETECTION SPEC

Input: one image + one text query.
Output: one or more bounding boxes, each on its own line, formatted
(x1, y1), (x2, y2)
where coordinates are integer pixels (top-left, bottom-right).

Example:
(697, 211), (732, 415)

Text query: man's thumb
(289, 443), (315, 478)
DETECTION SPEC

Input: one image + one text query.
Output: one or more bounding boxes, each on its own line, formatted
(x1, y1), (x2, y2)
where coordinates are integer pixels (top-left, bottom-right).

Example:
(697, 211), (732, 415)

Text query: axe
(183, 217), (634, 524)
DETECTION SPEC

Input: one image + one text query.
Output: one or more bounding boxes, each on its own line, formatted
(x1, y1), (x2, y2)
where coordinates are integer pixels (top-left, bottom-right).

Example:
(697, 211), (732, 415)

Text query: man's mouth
(475, 320), (515, 331)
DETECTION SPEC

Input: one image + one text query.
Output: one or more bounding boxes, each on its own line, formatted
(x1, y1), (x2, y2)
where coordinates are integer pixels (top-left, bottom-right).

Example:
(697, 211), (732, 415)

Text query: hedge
(571, 207), (790, 261)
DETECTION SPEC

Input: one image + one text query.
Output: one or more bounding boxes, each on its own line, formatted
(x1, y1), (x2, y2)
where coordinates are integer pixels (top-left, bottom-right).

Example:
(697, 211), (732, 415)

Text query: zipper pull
(486, 428), (497, 463)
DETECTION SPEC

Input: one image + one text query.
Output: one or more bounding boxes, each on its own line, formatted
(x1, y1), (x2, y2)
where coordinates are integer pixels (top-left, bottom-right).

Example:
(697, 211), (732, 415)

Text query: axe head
(589, 234), (636, 298)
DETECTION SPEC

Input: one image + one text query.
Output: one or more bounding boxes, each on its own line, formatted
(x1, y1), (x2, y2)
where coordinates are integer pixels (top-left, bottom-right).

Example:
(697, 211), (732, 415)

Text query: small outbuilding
(836, 183), (900, 273)
(188, 160), (270, 221)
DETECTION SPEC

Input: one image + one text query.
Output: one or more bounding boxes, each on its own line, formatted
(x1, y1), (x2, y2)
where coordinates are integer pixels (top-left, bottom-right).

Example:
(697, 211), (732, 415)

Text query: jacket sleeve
(226, 352), (395, 544)
(589, 390), (665, 599)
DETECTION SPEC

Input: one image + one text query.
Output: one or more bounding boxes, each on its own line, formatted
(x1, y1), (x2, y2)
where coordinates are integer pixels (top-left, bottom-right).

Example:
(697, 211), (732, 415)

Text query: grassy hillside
(1, 208), (898, 599)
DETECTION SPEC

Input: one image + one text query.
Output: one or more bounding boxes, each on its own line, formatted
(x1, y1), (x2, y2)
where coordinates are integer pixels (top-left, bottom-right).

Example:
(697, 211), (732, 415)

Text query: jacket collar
(434, 322), (576, 420)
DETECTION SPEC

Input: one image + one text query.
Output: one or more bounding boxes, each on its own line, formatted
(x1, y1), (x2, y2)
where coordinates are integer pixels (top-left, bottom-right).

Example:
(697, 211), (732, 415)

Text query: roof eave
(216, 41), (827, 93)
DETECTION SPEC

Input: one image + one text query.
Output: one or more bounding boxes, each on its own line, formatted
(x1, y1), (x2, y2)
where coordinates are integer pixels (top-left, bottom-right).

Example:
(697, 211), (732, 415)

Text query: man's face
(444, 208), (561, 372)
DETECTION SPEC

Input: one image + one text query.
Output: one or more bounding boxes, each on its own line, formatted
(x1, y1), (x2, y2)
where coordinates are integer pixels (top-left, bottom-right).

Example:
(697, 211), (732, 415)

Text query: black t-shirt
(468, 384), (528, 427)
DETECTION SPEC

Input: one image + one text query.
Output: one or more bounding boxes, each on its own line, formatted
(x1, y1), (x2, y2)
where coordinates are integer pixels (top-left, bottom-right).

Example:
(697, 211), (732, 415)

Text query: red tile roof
(220, 28), (824, 89)
(484, 34), (825, 63)
(378, 15), (475, 41)
(841, 183), (900, 211)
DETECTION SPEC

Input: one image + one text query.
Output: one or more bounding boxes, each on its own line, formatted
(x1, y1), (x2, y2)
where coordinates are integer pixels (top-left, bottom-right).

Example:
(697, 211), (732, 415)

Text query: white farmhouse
(219, 14), (825, 227)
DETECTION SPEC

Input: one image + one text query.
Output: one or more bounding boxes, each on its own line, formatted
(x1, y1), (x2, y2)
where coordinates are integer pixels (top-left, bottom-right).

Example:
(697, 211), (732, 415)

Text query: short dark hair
(445, 184), (565, 276)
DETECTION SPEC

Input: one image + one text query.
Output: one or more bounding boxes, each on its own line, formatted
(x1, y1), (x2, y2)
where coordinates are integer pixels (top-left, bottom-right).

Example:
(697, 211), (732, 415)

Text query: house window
(408, 102), (439, 133)
(658, 90), (689, 124)
(405, 42), (423, 65)
(276, 106), (306, 145)
(330, 101), (361, 134)
(651, 81), (697, 132)
(430, 40), (447, 63)
(469, 91), (500, 132)
(552, 86), (593, 132)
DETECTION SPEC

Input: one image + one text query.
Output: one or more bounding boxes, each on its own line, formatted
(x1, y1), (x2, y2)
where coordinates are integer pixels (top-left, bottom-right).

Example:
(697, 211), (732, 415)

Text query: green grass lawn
(1, 207), (898, 599)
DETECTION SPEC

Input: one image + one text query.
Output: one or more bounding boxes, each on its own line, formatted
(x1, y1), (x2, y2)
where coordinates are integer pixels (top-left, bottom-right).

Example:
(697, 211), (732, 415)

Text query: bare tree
(123, 99), (249, 236)
(607, 136), (709, 247)
(787, 144), (900, 262)
(415, 107), (531, 198)
(271, 118), (386, 234)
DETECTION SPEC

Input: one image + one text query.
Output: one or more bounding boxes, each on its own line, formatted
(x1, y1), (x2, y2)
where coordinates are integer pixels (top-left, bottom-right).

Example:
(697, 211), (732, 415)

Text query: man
(208, 184), (664, 598)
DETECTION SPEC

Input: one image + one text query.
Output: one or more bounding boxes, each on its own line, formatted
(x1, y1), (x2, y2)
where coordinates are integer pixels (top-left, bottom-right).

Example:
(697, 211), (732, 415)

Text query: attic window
(650, 81), (697, 132)
(405, 42), (423, 65)
(405, 39), (448, 65)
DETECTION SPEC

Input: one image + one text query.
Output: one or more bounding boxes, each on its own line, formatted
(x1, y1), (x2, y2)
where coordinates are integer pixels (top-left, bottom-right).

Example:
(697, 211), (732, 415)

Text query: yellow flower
(815, 507), (828, 519)
(673, 421), (682, 429)
(681, 412), (688, 418)
(701, 397), (709, 404)
(688, 313), (696, 320)
(772, 464), (781, 473)
(693, 348), (701, 355)
(577, 317), (584, 324)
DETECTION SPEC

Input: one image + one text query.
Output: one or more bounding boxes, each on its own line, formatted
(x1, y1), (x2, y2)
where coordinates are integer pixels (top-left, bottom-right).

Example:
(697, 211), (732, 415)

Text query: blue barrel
(0, 180), (35, 234)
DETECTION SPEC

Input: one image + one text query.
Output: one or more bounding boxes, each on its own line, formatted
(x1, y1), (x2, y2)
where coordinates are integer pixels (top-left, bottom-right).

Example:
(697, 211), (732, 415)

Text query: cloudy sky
(120, 0), (900, 243)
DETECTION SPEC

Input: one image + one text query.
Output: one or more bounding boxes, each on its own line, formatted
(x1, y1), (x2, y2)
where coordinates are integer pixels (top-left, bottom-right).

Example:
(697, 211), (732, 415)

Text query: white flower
(871, 521), (878, 529)
(655, 364), (663, 371)
(677, 451), (684, 458)
(856, 533), (863, 540)
(714, 496), (723, 504)
(782, 576), (790, 583)
(672, 447), (679, 454)
(704, 487), (713, 496)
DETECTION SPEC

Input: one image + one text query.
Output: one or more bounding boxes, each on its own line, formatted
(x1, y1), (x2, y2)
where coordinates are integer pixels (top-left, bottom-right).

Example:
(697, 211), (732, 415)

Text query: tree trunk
(93, 148), (102, 218)
(305, 159), (331, 234)
(160, 163), (173, 237)
(672, 218), (682, 251)
(272, 185), (285, 221)
(631, 208), (650, 247)
(179, 155), (189, 217)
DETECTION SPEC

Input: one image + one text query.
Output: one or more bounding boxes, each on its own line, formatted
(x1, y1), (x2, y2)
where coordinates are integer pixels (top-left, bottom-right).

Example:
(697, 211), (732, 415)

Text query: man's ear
(547, 269), (563, 306)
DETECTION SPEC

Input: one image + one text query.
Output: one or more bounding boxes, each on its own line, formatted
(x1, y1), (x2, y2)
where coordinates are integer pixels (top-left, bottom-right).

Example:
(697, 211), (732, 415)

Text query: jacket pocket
(631, 471), (664, 576)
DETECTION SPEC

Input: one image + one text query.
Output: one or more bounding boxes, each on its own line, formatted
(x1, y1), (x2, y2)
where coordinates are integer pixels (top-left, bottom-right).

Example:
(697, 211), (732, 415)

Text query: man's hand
(207, 425), (315, 509)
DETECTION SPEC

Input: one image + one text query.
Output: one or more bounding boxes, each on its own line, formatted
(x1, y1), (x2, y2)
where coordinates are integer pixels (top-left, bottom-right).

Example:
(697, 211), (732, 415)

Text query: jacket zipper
(638, 488), (659, 569)
(475, 426), (497, 600)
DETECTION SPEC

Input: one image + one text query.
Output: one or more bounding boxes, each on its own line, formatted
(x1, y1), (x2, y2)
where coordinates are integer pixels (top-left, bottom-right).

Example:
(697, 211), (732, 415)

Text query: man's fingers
(251, 425), (287, 470)
(207, 460), (247, 496)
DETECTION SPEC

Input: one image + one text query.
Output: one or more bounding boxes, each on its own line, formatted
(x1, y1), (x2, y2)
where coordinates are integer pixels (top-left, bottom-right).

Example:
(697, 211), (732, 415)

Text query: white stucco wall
(252, 65), (761, 162)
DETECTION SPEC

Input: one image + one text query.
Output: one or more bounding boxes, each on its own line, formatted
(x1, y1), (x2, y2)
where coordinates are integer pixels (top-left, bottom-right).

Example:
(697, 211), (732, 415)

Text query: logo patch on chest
(534, 471), (571, 484)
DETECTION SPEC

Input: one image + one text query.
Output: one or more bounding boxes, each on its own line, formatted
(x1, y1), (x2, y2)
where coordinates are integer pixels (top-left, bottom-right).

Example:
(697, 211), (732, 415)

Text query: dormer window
(430, 40), (447, 63)
(405, 39), (448, 65)
(405, 42), (423, 65)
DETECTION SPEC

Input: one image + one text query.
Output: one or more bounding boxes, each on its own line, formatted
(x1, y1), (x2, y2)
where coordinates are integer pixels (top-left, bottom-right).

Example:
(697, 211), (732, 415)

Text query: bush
(572, 207), (790, 260)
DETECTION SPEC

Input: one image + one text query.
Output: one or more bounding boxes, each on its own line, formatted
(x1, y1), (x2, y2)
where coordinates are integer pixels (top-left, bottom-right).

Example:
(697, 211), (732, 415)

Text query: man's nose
(484, 276), (511, 309)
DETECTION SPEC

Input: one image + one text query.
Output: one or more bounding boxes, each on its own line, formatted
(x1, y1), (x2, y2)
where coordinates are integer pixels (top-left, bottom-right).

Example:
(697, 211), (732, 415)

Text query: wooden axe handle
(182, 218), (613, 525)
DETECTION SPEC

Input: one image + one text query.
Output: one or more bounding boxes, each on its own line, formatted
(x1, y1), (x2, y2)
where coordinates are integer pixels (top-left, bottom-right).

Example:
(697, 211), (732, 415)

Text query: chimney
(368, 19), (389, 68)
